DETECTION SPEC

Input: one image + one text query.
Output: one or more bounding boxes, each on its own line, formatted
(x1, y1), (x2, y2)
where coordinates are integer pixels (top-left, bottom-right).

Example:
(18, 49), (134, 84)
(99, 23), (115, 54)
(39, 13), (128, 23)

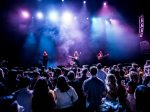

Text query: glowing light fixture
(21, 10), (30, 19)
(36, 11), (44, 19)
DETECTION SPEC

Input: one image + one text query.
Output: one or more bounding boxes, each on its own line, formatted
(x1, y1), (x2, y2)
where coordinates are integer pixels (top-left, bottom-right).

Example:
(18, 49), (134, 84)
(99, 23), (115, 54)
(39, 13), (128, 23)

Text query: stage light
(62, 0), (64, 2)
(92, 17), (96, 21)
(21, 10), (30, 19)
(83, 1), (86, 4)
(86, 17), (89, 20)
(103, 2), (107, 6)
(36, 12), (43, 19)
(48, 11), (59, 22)
(62, 12), (73, 24)
(74, 16), (77, 20)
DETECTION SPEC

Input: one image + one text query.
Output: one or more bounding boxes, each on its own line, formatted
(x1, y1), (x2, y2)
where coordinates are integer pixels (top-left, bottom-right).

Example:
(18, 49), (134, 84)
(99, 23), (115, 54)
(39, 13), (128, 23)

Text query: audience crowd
(0, 60), (150, 112)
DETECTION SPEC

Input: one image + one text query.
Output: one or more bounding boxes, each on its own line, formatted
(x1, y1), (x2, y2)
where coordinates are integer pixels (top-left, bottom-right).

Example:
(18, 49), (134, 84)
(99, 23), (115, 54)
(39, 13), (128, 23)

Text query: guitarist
(69, 51), (81, 67)
(97, 50), (109, 64)
(97, 51), (103, 60)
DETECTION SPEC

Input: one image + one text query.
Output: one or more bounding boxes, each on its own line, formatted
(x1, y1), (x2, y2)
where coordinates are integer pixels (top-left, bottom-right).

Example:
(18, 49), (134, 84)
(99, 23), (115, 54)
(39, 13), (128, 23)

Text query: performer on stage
(69, 50), (80, 67)
(97, 50), (109, 65)
(97, 50), (103, 60)
(42, 50), (48, 68)
(73, 51), (80, 67)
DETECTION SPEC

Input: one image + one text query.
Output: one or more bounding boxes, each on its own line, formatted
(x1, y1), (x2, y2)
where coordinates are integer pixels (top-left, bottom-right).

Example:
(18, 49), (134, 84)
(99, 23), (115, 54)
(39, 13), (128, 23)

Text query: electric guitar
(97, 53), (109, 60)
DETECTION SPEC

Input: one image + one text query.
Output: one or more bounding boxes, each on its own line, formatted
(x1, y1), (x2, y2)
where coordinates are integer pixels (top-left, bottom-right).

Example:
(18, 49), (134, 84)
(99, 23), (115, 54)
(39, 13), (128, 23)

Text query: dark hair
(33, 78), (49, 97)
(33, 71), (40, 78)
(143, 76), (150, 86)
(106, 74), (117, 86)
(129, 71), (139, 82)
(67, 71), (75, 81)
(32, 77), (55, 112)
(90, 66), (97, 76)
(0, 95), (17, 112)
(57, 75), (70, 92)
(0, 82), (6, 97)
(54, 68), (62, 77)
(18, 76), (31, 88)
(97, 63), (102, 69)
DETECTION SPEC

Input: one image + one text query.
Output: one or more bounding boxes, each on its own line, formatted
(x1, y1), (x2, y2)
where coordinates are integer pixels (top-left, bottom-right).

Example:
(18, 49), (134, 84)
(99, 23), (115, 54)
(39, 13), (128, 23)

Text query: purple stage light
(21, 10), (30, 19)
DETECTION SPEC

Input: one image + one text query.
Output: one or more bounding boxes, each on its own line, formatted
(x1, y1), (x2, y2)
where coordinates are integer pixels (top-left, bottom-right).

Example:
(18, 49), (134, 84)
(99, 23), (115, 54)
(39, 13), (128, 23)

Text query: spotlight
(62, 0), (64, 2)
(103, 2), (107, 6)
(83, 1), (86, 4)
(86, 17), (89, 20)
(21, 10), (30, 19)
(62, 12), (73, 24)
(36, 12), (43, 20)
(92, 17), (96, 21)
(48, 11), (59, 22)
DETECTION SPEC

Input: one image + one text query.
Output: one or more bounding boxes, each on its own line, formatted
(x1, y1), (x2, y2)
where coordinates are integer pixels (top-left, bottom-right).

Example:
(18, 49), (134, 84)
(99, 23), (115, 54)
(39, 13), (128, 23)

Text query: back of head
(97, 63), (102, 70)
(132, 63), (138, 69)
(117, 63), (123, 69)
(67, 71), (75, 81)
(18, 76), (31, 88)
(33, 71), (40, 79)
(57, 75), (69, 92)
(90, 66), (98, 76)
(33, 78), (49, 96)
(129, 71), (139, 83)
(106, 74), (117, 86)
(143, 76), (150, 87)
(0, 95), (19, 112)
(82, 68), (88, 75)
(54, 68), (62, 77)
(105, 74), (118, 99)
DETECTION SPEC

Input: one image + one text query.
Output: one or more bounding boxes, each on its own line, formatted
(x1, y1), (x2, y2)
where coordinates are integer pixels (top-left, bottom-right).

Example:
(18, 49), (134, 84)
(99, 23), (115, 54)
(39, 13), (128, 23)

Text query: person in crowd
(54, 75), (78, 112)
(109, 68), (127, 109)
(13, 76), (33, 112)
(129, 71), (140, 88)
(78, 68), (89, 112)
(129, 63), (138, 73)
(53, 68), (62, 89)
(67, 71), (80, 96)
(5, 69), (18, 94)
(0, 95), (24, 112)
(105, 74), (118, 100)
(126, 81), (136, 112)
(82, 66), (106, 112)
(134, 76), (150, 112)
(32, 78), (55, 112)
(67, 70), (84, 112)
(100, 74), (124, 112)
(30, 71), (41, 90)
(96, 63), (106, 83)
